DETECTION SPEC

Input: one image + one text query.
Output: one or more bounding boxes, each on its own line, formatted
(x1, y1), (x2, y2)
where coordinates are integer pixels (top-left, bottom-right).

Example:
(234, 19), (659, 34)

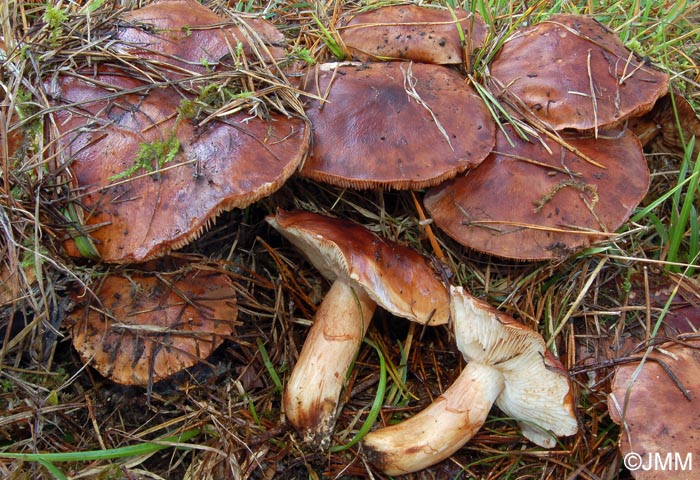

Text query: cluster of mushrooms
(49, 0), (671, 475)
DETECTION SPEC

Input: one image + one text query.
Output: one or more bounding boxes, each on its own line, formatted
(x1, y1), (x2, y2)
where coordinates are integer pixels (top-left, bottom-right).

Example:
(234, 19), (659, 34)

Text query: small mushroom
(70, 265), (239, 385)
(267, 209), (449, 448)
(424, 124), (649, 260)
(300, 61), (495, 189)
(340, 5), (487, 65)
(363, 286), (577, 475)
(489, 14), (669, 132)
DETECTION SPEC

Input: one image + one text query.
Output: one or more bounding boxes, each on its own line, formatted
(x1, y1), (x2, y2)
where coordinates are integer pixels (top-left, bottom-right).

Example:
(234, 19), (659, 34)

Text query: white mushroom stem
(284, 279), (376, 449)
(362, 362), (505, 476)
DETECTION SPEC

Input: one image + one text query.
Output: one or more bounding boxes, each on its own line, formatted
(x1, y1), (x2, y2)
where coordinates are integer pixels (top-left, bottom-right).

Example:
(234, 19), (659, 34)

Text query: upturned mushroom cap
(50, 67), (309, 263)
(267, 209), (449, 326)
(489, 14), (669, 131)
(451, 286), (577, 447)
(300, 61), (495, 190)
(340, 5), (487, 64)
(608, 339), (700, 480)
(424, 124), (649, 260)
(115, 0), (286, 75)
(70, 268), (239, 385)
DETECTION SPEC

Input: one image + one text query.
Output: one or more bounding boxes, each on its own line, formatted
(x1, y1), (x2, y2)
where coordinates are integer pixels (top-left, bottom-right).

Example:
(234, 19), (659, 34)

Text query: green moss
(109, 133), (181, 181)
(43, 4), (68, 44)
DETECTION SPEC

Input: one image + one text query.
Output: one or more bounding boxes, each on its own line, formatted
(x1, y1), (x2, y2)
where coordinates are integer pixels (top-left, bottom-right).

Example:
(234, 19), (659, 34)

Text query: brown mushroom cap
(489, 14), (669, 131)
(70, 267), (239, 385)
(424, 124), (649, 260)
(267, 209), (449, 326)
(608, 339), (700, 479)
(340, 5), (487, 64)
(50, 67), (309, 263)
(300, 61), (495, 190)
(115, 0), (286, 75)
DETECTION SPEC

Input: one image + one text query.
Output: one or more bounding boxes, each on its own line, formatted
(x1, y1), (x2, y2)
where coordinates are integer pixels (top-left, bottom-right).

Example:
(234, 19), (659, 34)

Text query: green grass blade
(667, 139), (700, 270)
(62, 203), (100, 261)
(37, 459), (69, 480)
(311, 13), (344, 60)
(688, 204), (699, 274)
(630, 171), (699, 224)
(330, 338), (387, 452)
(645, 211), (670, 246)
(257, 338), (283, 393)
(0, 428), (200, 462)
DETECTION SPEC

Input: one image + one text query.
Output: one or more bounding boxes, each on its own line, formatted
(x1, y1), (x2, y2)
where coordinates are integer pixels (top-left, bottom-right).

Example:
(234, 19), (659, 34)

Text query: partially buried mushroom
(48, 1), (309, 263)
(608, 338), (700, 480)
(267, 209), (449, 449)
(424, 124), (649, 260)
(113, 0), (287, 76)
(300, 61), (495, 190)
(489, 14), (669, 132)
(340, 4), (487, 65)
(70, 265), (239, 385)
(363, 286), (577, 475)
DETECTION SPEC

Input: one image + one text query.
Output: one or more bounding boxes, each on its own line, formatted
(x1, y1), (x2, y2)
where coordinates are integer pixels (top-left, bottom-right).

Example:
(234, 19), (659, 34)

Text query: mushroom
(424, 124), (649, 260)
(69, 264), (239, 385)
(340, 4), (487, 65)
(266, 209), (449, 448)
(114, 0), (287, 77)
(363, 286), (577, 475)
(47, 1), (309, 263)
(628, 92), (700, 157)
(608, 338), (700, 480)
(300, 61), (495, 190)
(362, 360), (503, 476)
(451, 287), (577, 446)
(489, 14), (669, 132)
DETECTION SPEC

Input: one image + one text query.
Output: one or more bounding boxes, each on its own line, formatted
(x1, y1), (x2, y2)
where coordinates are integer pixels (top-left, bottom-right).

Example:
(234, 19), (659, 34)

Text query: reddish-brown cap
(490, 14), (669, 131)
(424, 124), (649, 260)
(267, 209), (449, 326)
(50, 67), (309, 263)
(340, 5), (487, 64)
(451, 286), (577, 447)
(70, 267), (239, 385)
(300, 62), (495, 189)
(115, 0), (286, 76)
(608, 339), (700, 479)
